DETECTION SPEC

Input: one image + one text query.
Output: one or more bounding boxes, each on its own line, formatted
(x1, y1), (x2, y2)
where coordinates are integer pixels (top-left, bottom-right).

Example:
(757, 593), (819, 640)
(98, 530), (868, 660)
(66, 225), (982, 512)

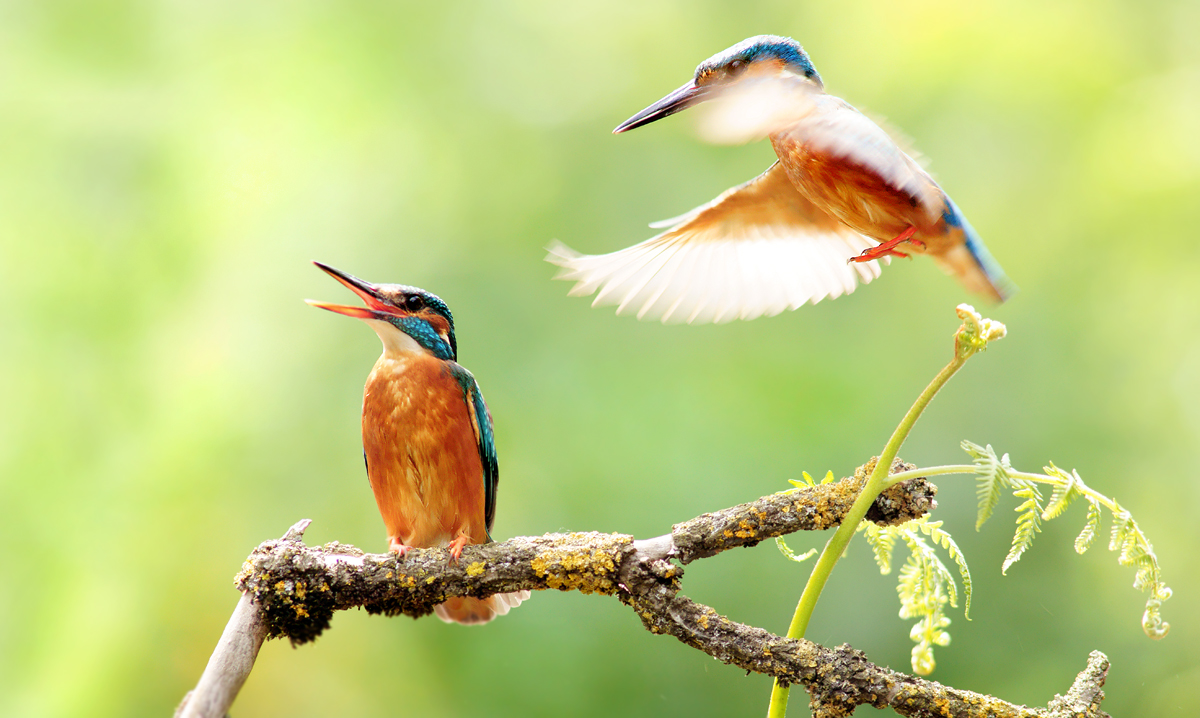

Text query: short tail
(434, 591), (530, 626)
(935, 197), (1016, 302)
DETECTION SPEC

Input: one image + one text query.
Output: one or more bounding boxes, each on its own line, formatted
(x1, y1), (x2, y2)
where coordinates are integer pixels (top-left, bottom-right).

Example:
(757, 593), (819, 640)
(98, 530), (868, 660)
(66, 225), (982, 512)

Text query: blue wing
(450, 363), (499, 539)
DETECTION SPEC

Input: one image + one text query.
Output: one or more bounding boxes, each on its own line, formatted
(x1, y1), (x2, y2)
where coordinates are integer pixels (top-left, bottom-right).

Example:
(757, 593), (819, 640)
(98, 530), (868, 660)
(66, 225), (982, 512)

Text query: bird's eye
(727, 59), (747, 75)
(405, 295), (425, 312)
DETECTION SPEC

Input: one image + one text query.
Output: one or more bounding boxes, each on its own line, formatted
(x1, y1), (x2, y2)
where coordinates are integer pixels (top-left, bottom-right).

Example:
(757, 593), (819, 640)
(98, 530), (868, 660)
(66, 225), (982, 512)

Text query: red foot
(849, 226), (925, 263)
(447, 535), (471, 563)
(388, 537), (415, 557)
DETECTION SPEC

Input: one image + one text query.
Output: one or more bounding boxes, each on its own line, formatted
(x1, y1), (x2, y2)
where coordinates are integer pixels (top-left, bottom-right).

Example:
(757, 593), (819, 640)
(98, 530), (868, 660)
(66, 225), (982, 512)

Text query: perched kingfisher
(307, 261), (528, 624)
(549, 35), (1013, 323)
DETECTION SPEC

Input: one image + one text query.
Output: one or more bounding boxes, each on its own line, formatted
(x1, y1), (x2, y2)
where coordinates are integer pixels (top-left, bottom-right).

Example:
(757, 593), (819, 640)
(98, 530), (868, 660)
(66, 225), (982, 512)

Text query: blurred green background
(2, 0), (1198, 715)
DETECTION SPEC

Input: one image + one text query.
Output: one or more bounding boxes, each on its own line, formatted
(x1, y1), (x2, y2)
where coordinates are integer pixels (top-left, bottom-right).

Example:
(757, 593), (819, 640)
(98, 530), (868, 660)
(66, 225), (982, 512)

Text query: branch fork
(178, 465), (1109, 718)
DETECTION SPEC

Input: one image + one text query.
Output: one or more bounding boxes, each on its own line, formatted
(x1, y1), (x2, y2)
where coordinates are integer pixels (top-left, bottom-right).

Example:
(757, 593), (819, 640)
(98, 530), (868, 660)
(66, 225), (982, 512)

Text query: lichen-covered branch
(235, 467), (935, 643)
(668, 458), (935, 564)
(179, 465), (1110, 718)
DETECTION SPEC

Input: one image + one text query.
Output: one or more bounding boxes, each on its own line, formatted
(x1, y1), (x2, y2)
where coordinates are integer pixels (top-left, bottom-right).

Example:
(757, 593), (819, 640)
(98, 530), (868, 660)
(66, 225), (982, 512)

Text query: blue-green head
(694, 35), (821, 89)
(307, 261), (457, 361)
(614, 35), (822, 134)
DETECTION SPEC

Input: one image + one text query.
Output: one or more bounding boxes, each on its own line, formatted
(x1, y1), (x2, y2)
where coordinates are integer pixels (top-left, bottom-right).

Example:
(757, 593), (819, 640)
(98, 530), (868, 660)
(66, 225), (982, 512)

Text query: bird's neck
(364, 318), (437, 360)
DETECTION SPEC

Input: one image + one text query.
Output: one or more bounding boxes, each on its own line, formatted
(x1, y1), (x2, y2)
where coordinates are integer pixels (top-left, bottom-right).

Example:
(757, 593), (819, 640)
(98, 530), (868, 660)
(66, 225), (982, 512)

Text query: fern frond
(1108, 504), (1132, 552)
(774, 536), (817, 564)
(1002, 483), (1044, 574)
(914, 518), (973, 618)
(1041, 464), (1081, 520)
(908, 612), (951, 676)
(1074, 497), (1101, 554)
(873, 517), (975, 673)
(971, 447), (1172, 639)
(1143, 594), (1172, 639)
(860, 522), (897, 574)
(1104, 505), (1172, 632)
(900, 527), (959, 610)
(1100, 504), (1173, 638)
(896, 550), (951, 675)
(962, 441), (1011, 530)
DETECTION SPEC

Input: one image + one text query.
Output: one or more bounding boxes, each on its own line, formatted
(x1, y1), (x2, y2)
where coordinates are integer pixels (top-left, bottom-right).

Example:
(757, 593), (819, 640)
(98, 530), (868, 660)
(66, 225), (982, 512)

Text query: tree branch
(174, 521), (310, 718)
(178, 463), (1110, 718)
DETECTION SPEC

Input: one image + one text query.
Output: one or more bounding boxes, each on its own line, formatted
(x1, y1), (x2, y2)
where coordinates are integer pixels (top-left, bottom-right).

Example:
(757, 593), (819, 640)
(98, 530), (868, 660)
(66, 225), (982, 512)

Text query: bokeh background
(2, 0), (1198, 715)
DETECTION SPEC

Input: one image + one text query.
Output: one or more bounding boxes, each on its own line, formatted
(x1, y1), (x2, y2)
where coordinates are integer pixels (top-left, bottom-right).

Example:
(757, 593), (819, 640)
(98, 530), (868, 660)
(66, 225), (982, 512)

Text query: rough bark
(178, 463), (1110, 718)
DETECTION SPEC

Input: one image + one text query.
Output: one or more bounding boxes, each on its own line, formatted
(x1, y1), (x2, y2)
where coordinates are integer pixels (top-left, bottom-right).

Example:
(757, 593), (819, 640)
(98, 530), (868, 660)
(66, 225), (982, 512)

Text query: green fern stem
(883, 466), (1134, 520)
(765, 356), (970, 718)
(1005, 470), (1117, 512)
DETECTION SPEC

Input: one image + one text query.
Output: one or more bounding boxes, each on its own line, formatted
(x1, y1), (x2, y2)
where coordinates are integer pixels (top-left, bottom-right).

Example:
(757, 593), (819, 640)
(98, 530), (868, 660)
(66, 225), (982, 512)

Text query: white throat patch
(363, 317), (425, 356)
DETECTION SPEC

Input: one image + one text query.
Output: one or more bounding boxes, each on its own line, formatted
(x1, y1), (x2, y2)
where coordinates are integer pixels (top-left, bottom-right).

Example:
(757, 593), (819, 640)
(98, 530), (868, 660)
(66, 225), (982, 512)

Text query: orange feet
(388, 537), (415, 557)
(447, 535), (471, 563)
(849, 226), (925, 263)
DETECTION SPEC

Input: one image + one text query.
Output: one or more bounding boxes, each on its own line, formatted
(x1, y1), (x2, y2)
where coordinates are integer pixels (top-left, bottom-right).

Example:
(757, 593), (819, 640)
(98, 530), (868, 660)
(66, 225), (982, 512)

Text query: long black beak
(307, 261), (398, 318)
(613, 79), (711, 134)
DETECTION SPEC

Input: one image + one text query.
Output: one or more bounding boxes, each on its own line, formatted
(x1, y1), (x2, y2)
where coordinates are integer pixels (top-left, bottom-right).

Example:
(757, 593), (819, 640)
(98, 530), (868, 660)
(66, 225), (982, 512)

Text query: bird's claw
(850, 247), (912, 262)
(849, 227), (924, 263)
(447, 535), (471, 563)
(388, 538), (415, 557)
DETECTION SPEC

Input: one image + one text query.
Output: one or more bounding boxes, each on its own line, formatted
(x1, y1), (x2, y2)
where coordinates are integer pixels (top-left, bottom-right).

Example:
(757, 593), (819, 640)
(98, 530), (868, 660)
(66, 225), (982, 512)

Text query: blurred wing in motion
(783, 95), (943, 217)
(693, 74), (822, 145)
(548, 162), (886, 324)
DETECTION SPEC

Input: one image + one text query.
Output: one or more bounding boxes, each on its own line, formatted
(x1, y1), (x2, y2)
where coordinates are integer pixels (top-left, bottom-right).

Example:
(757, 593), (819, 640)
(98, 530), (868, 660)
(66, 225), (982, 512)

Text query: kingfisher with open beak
(549, 35), (1013, 323)
(307, 261), (528, 624)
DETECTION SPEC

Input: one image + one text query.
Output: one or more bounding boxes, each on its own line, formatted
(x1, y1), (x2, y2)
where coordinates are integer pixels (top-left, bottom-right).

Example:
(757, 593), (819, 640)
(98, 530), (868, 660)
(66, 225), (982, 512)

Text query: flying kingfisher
(307, 261), (528, 624)
(549, 35), (1013, 323)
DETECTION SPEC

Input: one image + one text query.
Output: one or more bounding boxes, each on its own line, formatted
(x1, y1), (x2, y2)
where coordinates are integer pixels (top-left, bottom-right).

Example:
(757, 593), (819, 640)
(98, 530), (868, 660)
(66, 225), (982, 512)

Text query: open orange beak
(306, 261), (402, 319)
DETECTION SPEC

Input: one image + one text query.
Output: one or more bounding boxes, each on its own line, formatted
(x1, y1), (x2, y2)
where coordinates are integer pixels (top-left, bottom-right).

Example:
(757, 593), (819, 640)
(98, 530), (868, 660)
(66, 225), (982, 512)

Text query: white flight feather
(547, 162), (890, 324)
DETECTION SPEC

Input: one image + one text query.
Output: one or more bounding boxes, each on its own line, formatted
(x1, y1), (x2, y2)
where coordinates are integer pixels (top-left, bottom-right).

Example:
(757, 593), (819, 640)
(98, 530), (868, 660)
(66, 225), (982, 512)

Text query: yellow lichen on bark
(528, 532), (630, 594)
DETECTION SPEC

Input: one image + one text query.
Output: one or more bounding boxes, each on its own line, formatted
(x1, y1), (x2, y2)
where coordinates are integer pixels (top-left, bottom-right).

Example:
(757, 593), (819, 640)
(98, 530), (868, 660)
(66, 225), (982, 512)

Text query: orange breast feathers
(360, 352), (488, 551)
(771, 138), (945, 248)
(767, 94), (955, 254)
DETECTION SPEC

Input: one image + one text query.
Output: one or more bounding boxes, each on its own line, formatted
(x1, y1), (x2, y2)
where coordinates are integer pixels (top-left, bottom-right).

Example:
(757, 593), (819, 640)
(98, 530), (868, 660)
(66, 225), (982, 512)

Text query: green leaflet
(1074, 498), (1101, 554)
(962, 441), (1010, 530)
(915, 519), (973, 618)
(1002, 482), (1044, 574)
(861, 522), (897, 574)
(1041, 464), (1081, 520)
(787, 469), (835, 490)
(774, 536), (817, 564)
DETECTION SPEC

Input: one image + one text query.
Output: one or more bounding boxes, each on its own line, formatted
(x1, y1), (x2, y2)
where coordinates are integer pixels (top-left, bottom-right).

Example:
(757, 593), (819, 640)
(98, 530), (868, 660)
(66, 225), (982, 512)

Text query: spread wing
(548, 161), (885, 324)
(450, 364), (498, 538)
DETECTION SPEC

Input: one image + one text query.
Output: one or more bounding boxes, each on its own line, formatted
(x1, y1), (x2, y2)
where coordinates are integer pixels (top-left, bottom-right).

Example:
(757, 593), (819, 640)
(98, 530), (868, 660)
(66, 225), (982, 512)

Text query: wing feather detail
(548, 162), (885, 324)
(449, 364), (498, 537)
